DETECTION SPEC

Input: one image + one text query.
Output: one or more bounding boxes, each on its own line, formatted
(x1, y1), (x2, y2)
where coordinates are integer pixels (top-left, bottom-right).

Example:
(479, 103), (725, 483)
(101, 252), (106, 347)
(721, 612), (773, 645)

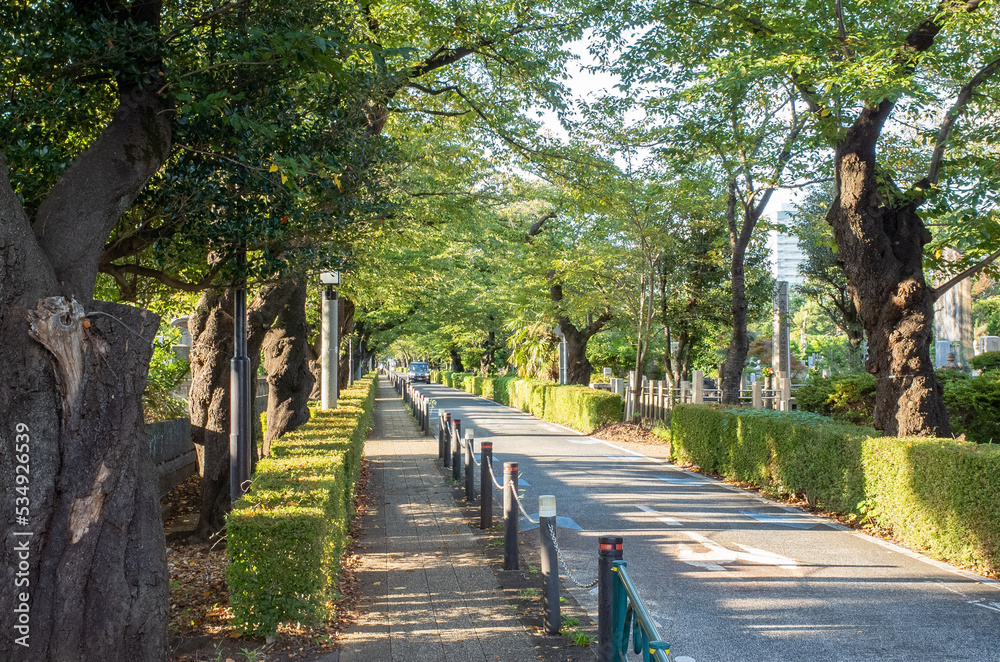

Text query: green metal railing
(611, 560), (670, 662)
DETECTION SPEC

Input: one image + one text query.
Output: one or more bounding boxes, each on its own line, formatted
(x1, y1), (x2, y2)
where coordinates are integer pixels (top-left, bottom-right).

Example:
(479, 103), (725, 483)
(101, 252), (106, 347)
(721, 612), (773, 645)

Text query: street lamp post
(321, 271), (340, 410)
(230, 248), (251, 502)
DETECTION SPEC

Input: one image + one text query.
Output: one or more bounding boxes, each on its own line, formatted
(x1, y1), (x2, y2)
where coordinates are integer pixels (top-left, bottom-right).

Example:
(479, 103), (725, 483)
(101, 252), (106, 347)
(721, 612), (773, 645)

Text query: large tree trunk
(721, 181), (750, 405)
(561, 324), (597, 385)
(188, 279), (299, 536)
(263, 278), (313, 452)
(480, 329), (498, 376)
(828, 111), (950, 436)
(721, 245), (749, 403)
(449, 346), (465, 372)
(0, 80), (172, 660)
(338, 296), (355, 390)
(550, 280), (611, 385)
(188, 290), (234, 539)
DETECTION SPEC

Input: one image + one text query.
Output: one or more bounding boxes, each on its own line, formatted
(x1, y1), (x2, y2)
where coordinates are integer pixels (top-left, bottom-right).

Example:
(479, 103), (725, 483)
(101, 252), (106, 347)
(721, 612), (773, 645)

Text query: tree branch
(33, 86), (173, 299)
(933, 247), (1000, 301)
(100, 261), (224, 293)
(920, 53), (1000, 187)
(527, 212), (556, 241)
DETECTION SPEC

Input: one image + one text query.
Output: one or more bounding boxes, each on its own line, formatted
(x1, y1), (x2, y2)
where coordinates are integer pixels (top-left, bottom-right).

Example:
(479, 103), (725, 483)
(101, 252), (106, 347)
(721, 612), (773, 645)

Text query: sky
(534, 37), (797, 217)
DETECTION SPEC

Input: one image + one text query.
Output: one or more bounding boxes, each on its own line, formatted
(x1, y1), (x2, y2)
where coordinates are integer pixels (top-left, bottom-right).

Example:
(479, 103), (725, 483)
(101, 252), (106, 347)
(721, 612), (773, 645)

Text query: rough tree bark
(827, 113), (950, 436)
(480, 329), (500, 375)
(808, 5), (999, 435)
(720, 179), (750, 404)
(0, 80), (173, 661)
(449, 346), (465, 372)
(551, 282), (611, 386)
(263, 277), (313, 453)
(187, 279), (298, 537)
(187, 289), (235, 539)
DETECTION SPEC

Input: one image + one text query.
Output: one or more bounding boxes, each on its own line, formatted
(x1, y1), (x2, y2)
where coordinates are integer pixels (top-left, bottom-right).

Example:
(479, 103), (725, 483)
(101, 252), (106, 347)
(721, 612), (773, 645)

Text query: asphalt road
(411, 381), (1000, 662)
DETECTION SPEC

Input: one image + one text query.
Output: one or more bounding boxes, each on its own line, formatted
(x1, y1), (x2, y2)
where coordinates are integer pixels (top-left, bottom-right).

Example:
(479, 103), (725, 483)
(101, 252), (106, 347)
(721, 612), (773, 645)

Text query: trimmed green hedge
(545, 385), (624, 434)
(863, 436), (1000, 572)
(226, 376), (377, 635)
(433, 372), (621, 434)
(671, 404), (1000, 574)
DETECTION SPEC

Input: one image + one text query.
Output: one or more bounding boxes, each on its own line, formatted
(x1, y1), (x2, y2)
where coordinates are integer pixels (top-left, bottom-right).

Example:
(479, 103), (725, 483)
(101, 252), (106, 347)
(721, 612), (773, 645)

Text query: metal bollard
(443, 413), (452, 467)
(438, 411), (447, 460)
(503, 462), (519, 570)
(421, 395), (428, 434)
(539, 495), (560, 635)
(452, 419), (462, 481)
(597, 536), (624, 662)
(480, 442), (493, 529)
(464, 429), (475, 500)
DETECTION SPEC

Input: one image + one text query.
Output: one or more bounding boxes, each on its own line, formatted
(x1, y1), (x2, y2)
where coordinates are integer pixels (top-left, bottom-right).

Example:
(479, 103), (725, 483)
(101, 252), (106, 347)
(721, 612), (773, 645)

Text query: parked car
(408, 361), (430, 383)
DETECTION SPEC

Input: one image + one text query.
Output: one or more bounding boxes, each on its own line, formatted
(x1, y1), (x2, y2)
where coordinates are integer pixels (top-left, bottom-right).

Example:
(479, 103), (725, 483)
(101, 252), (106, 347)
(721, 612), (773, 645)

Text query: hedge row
(431, 371), (621, 434)
(226, 376), (378, 635)
(671, 404), (1000, 574)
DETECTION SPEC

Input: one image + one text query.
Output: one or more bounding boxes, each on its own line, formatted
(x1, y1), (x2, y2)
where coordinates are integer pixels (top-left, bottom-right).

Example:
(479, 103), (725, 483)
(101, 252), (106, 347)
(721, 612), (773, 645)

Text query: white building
(766, 205), (806, 288)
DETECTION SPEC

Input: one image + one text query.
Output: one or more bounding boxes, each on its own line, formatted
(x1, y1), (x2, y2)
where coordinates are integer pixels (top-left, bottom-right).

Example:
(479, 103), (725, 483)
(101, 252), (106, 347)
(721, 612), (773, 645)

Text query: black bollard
(539, 495), (560, 635)
(464, 430), (474, 500)
(597, 535), (624, 662)
(480, 442), (493, 530)
(438, 411), (446, 460)
(452, 419), (462, 482)
(503, 462), (519, 570)
(443, 413), (452, 467)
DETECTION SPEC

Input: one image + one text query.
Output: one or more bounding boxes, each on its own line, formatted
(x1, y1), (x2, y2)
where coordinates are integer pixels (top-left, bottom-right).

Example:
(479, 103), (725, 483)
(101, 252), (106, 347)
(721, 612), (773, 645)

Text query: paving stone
(338, 380), (537, 662)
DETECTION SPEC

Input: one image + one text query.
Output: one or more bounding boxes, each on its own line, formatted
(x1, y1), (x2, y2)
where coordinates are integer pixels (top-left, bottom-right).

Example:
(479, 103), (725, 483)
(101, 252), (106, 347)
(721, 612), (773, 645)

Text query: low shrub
(544, 385), (623, 434)
(671, 404), (1000, 574)
(462, 374), (484, 396)
(942, 372), (1000, 443)
(794, 372), (876, 426)
(439, 375), (619, 434)
(226, 376), (377, 635)
(490, 376), (517, 406)
(864, 436), (1000, 574)
(971, 350), (1000, 373)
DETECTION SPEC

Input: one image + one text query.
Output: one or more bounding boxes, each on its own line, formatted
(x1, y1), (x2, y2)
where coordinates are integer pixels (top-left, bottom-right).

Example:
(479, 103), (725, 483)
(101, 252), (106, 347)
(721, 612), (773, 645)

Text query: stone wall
(146, 418), (196, 498)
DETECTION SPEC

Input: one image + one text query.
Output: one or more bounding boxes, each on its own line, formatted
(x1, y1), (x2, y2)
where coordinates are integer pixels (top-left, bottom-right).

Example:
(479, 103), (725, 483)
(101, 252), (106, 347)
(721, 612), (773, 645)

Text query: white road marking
(675, 657), (697, 662)
(658, 476), (710, 485)
(969, 600), (1000, 613)
(604, 454), (645, 462)
(568, 438), (601, 444)
(740, 510), (819, 530)
(677, 531), (797, 570)
(637, 504), (682, 527)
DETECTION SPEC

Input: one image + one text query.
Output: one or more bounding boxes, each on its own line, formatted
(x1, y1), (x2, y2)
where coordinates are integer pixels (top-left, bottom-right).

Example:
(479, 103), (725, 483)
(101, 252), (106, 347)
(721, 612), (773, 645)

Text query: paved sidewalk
(338, 380), (538, 662)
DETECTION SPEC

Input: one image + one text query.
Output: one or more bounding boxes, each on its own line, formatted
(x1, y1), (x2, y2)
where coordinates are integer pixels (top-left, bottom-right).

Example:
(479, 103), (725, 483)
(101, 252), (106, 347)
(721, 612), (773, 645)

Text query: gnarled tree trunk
(0, 80), (172, 661)
(263, 277), (313, 452)
(187, 278), (299, 537)
(828, 112), (950, 436)
(188, 289), (235, 539)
